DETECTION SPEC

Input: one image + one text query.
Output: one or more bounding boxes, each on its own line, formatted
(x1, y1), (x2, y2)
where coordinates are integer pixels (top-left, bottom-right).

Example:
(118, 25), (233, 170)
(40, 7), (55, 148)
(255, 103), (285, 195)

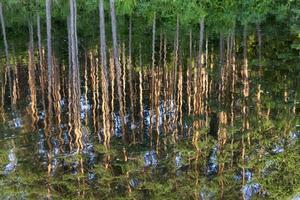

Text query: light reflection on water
(0, 47), (299, 200)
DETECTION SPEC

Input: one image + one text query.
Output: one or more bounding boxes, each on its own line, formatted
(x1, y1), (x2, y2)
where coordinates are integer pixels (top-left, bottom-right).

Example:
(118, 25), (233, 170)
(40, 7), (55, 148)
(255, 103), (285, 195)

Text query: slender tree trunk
(99, 0), (111, 146)
(37, 13), (46, 114)
(219, 33), (224, 75)
(0, 3), (12, 108)
(46, 0), (53, 126)
(242, 25), (250, 146)
(173, 15), (179, 98)
(198, 18), (205, 68)
(121, 43), (126, 116)
(69, 0), (82, 150)
(187, 28), (192, 116)
(149, 13), (156, 140)
(151, 13), (156, 70)
(139, 44), (143, 141)
(187, 28), (192, 137)
(163, 35), (168, 132)
(256, 23), (262, 115)
(27, 21), (38, 129)
(218, 33), (224, 101)
(109, 50), (115, 134)
(83, 51), (88, 125)
(205, 34), (209, 127)
(11, 47), (18, 108)
(128, 15), (136, 142)
(128, 16), (135, 126)
(109, 0), (126, 141)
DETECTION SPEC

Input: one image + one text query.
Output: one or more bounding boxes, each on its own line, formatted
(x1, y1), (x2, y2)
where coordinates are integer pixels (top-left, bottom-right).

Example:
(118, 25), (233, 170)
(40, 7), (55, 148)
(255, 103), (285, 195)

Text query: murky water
(0, 15), (299, 200)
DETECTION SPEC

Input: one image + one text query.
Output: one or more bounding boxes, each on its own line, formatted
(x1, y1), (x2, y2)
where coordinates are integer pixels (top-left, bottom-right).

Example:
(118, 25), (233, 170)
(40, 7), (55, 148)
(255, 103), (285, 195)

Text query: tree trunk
(46, 0), (53, 126)
(128, 15), (136, 142)
(242, 25), (250, 146)
(256, 23), (262, 115)
(69, 0), (82, 149)
(37, 13), (46, 113)
(173, 15), (179, 98)
(109, 0), (126, 141)
(218, 32), (224, 101)
(139, 44), (143, 141)
(0, 3), (12, 107)
(99, 0), (111, 146)
(198, 18), (205, 68)
(128, 16), (135, 126)
(219, 33), (224, 77)
(28, 21), (38, 129)
(152, 13), (156, 70)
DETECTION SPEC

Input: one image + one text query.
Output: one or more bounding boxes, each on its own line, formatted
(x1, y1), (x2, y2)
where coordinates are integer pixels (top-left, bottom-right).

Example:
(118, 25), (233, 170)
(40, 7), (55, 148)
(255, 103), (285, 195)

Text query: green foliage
(116, 0), (136, 15)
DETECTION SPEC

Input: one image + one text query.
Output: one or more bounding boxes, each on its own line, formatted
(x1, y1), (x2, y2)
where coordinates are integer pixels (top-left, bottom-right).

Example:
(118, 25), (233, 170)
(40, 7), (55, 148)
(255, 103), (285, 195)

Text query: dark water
(0, 24), (300, 200)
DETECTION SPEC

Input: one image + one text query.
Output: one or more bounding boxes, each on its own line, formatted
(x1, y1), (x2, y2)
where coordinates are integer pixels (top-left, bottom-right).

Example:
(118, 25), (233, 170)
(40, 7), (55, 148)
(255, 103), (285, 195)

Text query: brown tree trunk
(27, 21), (38, 129)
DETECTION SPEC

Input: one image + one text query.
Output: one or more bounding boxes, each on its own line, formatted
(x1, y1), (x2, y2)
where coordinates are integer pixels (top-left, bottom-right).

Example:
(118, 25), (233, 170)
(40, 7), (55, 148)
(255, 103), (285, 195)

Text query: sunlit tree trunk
(99, 0), (111, 147)
(52, 57), (62, 125)
(83, 51), (88, 125)
(11, 47), (18, 108)
(138, 44), (143, 142)
(177, 61), (183, 135)
(90, 51), (98, 133)
(67, 16), (74, 150)
(27, 21), (38, 129)
(241, 26), (249, 194)
(293, 92), (297, 114)
(172, 15), (179, 142)
(205, 34), (209, 127)
(109, 0), (126, 141)
(121, 43), (126, 116)
(109, 50), (115, 135)
(69, 0), (82, 150)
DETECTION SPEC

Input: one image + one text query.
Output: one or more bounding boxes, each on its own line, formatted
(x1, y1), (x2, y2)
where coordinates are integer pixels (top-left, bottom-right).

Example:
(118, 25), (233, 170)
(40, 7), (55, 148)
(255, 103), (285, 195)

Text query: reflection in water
(0, 7), (299, 200)
(27, 22), (38, 130)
